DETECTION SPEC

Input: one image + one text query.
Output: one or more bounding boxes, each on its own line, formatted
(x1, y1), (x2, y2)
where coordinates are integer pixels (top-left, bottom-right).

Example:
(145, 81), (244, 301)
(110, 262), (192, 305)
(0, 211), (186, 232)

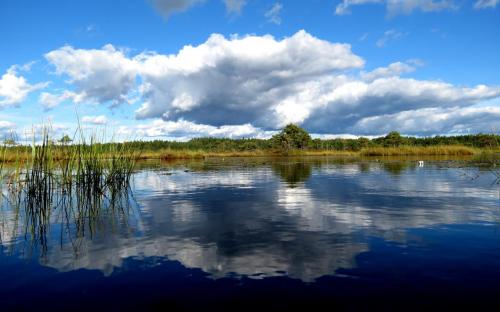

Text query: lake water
(1, 157), (499, 310)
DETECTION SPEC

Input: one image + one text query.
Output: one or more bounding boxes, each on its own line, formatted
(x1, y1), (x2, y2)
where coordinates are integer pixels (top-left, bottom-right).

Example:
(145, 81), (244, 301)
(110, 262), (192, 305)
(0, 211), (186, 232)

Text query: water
(1, 157), (499, 310)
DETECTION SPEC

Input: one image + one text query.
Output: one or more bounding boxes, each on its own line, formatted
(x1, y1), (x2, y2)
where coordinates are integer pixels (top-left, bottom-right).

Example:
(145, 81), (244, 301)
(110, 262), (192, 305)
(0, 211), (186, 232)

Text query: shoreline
(0, 145), (496, 163)
(138, 145), (485, 160)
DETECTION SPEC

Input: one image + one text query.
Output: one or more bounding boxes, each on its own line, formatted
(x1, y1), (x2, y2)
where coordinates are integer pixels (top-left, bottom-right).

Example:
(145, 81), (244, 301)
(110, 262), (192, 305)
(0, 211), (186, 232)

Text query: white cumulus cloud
(135, 30), (364, 126)
(45, 44), (138, 106)
(39, 90), (83, 110)
(361, 60), (421, 81)
(117, 119), (274, 141)
(0, 67), (48, 107)
(0, 121), (17, 138)
(41, 30), (500, 137)
(351, 106), (500, 135)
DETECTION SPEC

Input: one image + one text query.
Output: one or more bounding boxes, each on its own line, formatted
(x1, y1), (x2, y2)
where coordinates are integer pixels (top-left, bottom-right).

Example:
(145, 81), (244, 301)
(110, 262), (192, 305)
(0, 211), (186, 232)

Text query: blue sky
(0, 0), (499, 141)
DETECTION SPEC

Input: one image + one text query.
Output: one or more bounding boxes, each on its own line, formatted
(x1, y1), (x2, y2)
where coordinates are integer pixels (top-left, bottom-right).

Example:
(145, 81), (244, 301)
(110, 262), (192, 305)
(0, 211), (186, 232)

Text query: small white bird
(418, 160), (424, 167)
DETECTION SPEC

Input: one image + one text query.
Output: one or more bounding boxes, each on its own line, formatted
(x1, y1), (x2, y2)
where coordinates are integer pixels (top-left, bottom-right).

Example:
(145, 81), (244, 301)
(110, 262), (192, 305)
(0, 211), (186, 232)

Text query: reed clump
(0, 126), (138, 212)
(0, 126), (139, 253)
(471, 150), (499, 165)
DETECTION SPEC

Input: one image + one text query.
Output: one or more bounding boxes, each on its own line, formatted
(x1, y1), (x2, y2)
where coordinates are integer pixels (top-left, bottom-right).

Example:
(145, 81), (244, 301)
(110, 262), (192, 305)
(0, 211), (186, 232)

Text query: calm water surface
(1, 157), (499, 310)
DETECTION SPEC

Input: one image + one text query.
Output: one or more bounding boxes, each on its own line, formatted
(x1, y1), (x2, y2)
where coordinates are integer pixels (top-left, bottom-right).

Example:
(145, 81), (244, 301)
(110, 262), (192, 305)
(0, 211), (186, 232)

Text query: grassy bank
(136, 148), (359, 160)
(119, 145), (486, 160)
(359, 145), (478, 156)
(1, 125), (498, 163)
(0, 145), (489, 162)
(133, 145), (483, 159)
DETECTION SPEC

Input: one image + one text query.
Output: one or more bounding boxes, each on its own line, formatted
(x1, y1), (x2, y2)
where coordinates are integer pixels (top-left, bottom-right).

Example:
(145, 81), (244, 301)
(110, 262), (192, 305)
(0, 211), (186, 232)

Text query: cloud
(358, 33), (369, 41)
(11, 61), (37, 72)
(474, 0), (499, 9)
(149, 0), (247, 18)
(0, 121), (18, 145)
(265, 2), (283, 25)
(135, 30), (364, 126)
(0, 67), (48, 107)
(39, 90), (83, 110)
(351, 106), (500, 135)
(117, 119), (274, 140)
(42, 30), (500, 136)
(223, 0), (246, 14)
(335, 0), (382, 15)
(376, 29), (406, 47)
(149, 0), (204, 18)
(386, 0), (457, 16)
(335, 0), (457, 16)
(361, 60), (421, 81)
(133, 30), (498, 135)
(81, 115), (108, 125)
(17, 123), (70, 143)
(0, 121), (17, 138)
(301, 79), (500, 134)
(45, 44), (138, 106)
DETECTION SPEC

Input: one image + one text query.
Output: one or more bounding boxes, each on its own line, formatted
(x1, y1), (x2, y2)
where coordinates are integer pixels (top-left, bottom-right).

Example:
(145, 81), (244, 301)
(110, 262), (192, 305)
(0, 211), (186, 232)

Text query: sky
(0, 0), (499, 141)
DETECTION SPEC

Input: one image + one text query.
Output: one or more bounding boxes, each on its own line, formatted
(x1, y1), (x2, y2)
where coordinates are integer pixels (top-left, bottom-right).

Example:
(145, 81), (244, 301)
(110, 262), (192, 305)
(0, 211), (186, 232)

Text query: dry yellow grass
(0, 145), (482, 162)
(360, 145), (477, 156)
(136, 148), (358, 159)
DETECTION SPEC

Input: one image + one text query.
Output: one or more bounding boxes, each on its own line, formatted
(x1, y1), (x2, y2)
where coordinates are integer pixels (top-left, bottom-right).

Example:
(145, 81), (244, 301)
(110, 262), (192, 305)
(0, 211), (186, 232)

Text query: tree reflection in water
(272, 161), (313, 187)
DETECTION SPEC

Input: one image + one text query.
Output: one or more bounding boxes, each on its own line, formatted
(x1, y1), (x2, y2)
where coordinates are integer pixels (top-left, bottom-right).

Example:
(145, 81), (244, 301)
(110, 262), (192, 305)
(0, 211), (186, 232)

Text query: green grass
(0, 125), (139, 254)
(0, 126), (138, 211)
(471, 150), (500, 164)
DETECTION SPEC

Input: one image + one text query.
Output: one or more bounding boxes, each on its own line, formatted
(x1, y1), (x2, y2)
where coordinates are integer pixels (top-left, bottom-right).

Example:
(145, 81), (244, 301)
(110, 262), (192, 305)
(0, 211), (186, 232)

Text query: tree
(59, 134), (73, 145)
(383, 131), (404, 147)
(272, 124), (311, 151)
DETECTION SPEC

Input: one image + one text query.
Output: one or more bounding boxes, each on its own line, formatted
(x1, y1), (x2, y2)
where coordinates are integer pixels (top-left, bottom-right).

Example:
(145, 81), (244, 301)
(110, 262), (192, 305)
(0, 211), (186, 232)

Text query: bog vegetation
(2, 123), (496, 257)
(123, 125), (499, 157)
(0, 124), (498, 162)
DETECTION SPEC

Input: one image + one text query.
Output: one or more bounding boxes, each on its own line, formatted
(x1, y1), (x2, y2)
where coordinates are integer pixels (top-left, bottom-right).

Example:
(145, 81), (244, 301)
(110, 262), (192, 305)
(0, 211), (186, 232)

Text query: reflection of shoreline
(1, 159), (498, 282)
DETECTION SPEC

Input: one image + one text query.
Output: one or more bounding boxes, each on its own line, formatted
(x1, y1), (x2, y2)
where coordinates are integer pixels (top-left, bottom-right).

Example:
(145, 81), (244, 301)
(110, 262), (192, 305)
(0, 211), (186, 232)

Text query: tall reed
(1, 124), (139, 255)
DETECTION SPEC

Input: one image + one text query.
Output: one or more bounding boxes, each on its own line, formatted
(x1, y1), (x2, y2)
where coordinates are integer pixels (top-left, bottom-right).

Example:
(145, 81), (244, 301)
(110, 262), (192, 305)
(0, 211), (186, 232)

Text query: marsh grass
(472, 150), (499, 165)
(360, 145), (477, 156)
(124, 145), (480, 159)
(471, 150), (500, 184)
(0, 143), (487, 162)
(0, 125), (139, 255)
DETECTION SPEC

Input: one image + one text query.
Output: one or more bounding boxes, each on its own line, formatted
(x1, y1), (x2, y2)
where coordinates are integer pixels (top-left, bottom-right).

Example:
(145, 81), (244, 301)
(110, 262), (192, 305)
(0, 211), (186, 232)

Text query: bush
(271, 124), (311, 151)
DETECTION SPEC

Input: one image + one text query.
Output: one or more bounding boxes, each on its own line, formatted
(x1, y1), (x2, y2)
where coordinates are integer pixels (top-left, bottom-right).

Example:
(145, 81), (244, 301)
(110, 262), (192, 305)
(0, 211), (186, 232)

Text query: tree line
(118, 125), (500, 152)
(3, 124), (499, 152)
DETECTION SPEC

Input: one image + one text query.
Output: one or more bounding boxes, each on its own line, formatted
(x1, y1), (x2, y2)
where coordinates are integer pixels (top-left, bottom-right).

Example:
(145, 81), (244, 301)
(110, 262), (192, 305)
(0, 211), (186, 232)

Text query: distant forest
(3, 124), (499, 153)
(123, 127), (500, 152)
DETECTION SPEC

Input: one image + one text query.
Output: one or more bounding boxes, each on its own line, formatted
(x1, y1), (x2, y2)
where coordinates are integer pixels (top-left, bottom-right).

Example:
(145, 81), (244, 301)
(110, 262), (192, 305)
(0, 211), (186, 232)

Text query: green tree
(272, 124), (311, 151)
(383, 131), (404, 147)
(58, 134), (73, 145)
